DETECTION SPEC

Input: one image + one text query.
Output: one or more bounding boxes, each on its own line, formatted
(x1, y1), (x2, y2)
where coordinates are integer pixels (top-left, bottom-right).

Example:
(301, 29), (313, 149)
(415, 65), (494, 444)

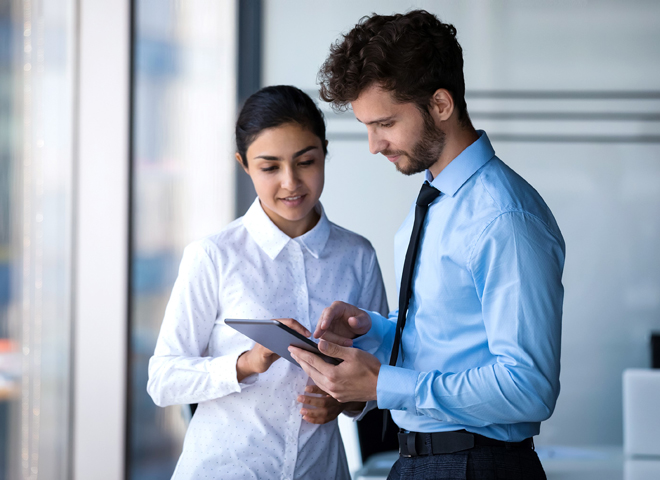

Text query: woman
(147, 85), (388, 479)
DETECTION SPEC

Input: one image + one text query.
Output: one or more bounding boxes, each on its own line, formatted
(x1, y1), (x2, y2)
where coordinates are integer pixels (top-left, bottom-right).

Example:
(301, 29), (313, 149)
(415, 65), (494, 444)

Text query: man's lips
(383, 152), (405, 163)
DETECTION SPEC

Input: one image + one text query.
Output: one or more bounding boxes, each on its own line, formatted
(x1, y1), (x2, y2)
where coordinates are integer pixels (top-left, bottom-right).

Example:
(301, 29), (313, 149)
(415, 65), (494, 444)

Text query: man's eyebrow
(254, 145), (318, 161)
(355, 116), (395, 125)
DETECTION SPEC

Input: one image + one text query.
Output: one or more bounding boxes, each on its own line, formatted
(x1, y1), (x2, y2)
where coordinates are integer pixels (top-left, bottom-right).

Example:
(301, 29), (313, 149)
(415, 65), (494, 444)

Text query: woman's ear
(429, 88), (454, 123)
(235, 153), (250, 174)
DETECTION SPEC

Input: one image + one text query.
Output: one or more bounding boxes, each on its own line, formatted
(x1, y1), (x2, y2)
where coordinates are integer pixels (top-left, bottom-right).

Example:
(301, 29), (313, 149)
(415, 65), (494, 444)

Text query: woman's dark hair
(235, 85), (327, 166)
(318, 10), (470, 125)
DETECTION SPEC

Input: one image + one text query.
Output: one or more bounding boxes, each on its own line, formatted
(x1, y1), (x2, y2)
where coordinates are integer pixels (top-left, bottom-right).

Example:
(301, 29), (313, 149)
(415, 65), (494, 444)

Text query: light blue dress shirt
(355, 131), (565, 442)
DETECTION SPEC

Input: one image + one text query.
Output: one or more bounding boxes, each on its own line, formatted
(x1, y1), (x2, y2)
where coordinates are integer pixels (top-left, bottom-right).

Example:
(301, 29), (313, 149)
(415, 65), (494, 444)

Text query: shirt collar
(425, 130), (495, 197)
(243, 198), (330, 260)
(294, 203), (330, 259)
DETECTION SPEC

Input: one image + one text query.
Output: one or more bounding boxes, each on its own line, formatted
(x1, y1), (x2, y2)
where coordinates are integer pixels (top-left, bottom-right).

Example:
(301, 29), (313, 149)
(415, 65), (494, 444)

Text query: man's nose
(368, 131), (386, 155)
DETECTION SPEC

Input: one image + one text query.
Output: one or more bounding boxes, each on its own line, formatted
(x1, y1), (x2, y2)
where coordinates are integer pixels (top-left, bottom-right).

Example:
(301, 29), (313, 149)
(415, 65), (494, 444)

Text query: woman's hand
(236, 343), (279, 382)
(236, 318), (311, 382)
(297, 385), (366, 424)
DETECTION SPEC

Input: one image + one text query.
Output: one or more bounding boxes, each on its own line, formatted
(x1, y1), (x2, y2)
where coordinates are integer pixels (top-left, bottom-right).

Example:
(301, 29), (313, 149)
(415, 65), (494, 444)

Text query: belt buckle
(398, 432), (417, 457)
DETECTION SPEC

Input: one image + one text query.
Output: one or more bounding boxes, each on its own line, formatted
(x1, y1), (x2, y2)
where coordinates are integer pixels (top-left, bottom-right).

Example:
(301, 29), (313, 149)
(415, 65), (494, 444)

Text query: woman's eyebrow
(254, 145), (318, 161)
(293, 146), (317, 158)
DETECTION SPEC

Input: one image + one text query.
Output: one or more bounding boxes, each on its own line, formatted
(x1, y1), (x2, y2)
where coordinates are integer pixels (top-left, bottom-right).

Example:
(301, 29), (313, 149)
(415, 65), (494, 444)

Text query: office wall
(262, 0), (660, 446)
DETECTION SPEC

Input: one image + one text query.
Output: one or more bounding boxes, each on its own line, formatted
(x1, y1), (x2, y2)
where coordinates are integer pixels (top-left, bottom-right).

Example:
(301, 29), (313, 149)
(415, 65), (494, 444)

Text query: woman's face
(239, 123), (326, 238)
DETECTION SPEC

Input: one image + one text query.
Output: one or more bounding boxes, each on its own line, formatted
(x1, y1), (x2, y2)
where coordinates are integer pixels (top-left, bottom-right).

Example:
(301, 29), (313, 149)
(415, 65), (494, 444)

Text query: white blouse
(147, 199), (388, 480)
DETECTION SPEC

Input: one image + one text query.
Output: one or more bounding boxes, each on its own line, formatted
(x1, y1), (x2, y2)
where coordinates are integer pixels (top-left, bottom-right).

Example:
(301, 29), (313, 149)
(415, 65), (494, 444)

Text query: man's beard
(385, 111), (446, 176)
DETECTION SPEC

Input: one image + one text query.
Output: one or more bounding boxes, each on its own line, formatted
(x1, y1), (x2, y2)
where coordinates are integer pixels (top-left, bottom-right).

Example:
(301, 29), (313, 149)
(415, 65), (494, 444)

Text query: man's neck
(427, 124), (479, 180)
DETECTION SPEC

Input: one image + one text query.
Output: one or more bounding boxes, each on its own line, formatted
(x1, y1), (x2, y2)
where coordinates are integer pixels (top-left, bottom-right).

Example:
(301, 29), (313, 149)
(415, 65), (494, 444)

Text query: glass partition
(0, 0), (75, 478)
(129, 1), (236, 478)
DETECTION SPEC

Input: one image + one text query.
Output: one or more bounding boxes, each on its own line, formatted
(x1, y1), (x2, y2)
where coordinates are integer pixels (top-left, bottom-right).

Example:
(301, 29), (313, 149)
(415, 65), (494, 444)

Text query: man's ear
(235, 153), (249, 174)
(429, 88), (454, 123)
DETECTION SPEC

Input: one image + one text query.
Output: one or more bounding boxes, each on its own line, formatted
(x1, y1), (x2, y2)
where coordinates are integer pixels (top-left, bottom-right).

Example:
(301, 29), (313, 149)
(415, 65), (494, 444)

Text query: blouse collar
(243, 198), (330, 260)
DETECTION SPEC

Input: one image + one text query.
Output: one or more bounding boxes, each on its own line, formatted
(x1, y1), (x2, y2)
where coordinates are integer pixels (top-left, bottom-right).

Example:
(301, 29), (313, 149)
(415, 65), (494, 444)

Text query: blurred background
(1, 0), (659, 479)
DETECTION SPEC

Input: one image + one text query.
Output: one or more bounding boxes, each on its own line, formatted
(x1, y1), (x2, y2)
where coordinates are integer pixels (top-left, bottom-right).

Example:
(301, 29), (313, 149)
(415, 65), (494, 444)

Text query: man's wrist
(353, 311), (387, 353)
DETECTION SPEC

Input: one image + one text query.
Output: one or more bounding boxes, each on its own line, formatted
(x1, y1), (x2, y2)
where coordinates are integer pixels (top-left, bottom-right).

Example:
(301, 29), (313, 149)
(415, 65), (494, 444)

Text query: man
(289, 10), (564, 480)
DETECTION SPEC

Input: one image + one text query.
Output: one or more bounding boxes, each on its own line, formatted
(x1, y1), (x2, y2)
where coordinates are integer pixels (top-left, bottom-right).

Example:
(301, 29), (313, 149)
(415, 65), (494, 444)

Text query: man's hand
(289, 339), (380, 403)
(297, 385), (365, 424)
(314, 301), (372, 346)
(236, 318), (311, 382)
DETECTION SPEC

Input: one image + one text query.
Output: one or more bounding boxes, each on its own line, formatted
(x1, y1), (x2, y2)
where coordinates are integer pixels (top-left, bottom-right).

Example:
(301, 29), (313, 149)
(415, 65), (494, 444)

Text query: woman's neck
(261, 201), (321, 238)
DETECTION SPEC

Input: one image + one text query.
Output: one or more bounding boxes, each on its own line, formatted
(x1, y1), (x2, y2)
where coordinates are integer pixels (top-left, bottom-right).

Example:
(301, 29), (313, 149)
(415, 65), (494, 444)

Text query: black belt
(398, 430), (534, 457)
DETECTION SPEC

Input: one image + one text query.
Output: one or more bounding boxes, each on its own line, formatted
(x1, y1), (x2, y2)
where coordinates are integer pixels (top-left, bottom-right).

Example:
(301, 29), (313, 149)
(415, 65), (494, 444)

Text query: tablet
(225, 319), (342, 367)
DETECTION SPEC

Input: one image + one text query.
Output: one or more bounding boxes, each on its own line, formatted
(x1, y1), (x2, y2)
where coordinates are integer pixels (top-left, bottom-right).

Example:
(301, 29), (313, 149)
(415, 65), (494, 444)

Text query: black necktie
(389, 181), (441, 367)
(381, 181), (440, 442)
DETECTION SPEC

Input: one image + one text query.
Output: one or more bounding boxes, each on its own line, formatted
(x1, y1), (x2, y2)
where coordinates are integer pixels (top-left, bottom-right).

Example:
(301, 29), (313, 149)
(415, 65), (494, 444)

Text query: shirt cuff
(207, 350), (257, 395)
(377, 365), (418, 413)
(342, 400), (377, 421)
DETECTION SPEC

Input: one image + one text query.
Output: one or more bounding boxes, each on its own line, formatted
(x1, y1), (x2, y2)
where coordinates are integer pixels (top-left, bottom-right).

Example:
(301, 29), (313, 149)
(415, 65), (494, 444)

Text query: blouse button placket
(292, 242), (310, 330)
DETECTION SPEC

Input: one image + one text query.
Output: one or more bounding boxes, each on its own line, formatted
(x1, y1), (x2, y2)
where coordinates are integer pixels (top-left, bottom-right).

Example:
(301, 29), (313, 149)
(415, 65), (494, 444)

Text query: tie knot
(416, 182), (440, 207)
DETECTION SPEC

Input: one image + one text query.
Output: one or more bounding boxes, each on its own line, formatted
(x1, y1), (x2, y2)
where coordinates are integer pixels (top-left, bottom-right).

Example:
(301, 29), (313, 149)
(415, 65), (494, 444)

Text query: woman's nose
(281, 167), (301, 190)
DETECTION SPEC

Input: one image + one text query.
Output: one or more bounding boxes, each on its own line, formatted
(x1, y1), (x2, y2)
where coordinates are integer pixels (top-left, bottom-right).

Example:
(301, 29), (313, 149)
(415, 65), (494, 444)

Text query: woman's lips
(280, 194), (306, 207)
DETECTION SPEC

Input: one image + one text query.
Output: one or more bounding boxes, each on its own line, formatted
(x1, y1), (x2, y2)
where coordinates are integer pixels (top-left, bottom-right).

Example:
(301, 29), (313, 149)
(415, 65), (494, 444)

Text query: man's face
(351, 85), (445, 176)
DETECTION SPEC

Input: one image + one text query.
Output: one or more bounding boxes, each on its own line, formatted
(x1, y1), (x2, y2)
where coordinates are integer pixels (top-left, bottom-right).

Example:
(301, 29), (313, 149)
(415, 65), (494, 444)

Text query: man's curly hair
(318, 10), (469, 125)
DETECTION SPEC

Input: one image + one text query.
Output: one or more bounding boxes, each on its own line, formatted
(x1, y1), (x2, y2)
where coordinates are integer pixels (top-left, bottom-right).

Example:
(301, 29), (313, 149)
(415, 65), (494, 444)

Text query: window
(129, 1), (236, 477)
(0, 0), (76, 478)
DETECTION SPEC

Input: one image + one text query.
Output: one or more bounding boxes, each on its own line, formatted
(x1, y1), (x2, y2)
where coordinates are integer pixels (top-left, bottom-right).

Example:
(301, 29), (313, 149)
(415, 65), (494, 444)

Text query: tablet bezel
(224, 318), (342, 367)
